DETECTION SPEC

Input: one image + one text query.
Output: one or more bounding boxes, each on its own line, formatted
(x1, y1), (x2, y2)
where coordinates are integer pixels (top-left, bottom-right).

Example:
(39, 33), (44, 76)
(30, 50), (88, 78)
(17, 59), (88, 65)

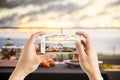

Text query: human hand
(76, 31), (103, 80)
(9, 32), (56, 80)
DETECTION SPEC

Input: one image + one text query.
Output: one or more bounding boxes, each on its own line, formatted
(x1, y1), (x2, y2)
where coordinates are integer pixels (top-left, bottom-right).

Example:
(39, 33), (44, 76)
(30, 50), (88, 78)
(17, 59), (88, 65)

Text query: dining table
(0, 64), (109, 80)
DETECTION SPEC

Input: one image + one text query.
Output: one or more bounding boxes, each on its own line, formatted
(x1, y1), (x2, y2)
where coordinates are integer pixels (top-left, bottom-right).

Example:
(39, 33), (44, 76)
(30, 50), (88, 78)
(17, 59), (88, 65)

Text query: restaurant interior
(0, 0), (120, 80)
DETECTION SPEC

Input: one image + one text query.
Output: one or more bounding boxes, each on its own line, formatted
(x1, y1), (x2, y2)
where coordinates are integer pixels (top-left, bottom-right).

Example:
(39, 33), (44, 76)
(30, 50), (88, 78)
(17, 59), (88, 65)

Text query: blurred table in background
(0, 64), (109, 80)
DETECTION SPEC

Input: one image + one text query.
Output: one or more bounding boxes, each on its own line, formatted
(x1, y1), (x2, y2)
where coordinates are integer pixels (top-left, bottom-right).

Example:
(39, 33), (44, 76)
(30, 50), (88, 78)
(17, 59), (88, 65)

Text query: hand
(9, 32), (56, 80)
(76, 31), (103, 80)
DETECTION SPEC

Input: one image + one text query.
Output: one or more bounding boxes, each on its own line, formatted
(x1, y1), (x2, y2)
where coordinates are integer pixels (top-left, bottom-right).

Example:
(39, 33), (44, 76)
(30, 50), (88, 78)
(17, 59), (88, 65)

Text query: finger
(34, 44), (41, 55)
(76, 41), (86, 57)
(28, 32), (45, 45)
(81, 40), (89, 55)
(81, 40), (87, 48)
(76, 31), (92, 48)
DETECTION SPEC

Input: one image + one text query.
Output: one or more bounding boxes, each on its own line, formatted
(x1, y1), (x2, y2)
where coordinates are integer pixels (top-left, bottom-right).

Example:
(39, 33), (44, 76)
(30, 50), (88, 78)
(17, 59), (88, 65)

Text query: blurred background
(0, 0), (120, 80)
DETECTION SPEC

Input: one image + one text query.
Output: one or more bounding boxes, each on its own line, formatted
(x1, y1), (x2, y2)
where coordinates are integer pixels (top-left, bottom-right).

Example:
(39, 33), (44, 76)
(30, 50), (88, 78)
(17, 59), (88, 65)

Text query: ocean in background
(0, 29), (120, 54)
(0, 38), (120, 54)
(0, 38), (40, 48)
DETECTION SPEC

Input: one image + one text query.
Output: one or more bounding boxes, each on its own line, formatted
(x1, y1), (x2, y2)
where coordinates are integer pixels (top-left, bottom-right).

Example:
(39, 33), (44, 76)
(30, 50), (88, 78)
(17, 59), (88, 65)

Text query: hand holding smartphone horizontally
(9, 31), (103, 80)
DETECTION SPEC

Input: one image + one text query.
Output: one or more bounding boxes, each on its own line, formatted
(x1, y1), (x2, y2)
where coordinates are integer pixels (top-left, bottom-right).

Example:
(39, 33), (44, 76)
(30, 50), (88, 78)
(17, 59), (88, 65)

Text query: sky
(0, 0), (120, 28)
(0, 0), (120, 54)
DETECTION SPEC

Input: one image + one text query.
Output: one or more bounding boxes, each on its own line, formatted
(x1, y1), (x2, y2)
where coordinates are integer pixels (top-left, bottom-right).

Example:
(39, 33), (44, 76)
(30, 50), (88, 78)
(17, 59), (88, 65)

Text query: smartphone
(41, 34), (80, 53)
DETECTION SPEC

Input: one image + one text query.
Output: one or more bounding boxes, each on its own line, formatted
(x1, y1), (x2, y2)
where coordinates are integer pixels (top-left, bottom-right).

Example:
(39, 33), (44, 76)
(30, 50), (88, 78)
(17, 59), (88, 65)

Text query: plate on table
(65, 60), (103, 68)
(64, 60), (81, 68)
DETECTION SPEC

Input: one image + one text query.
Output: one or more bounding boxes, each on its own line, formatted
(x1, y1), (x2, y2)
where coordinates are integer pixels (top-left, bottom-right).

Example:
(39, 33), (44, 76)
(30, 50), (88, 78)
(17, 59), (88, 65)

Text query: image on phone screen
(41, 35), (80, 53)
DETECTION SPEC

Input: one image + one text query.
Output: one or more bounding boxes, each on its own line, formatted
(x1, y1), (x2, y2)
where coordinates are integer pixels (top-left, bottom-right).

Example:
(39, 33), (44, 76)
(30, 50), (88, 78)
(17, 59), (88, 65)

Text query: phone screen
(41, 35), (80, 53)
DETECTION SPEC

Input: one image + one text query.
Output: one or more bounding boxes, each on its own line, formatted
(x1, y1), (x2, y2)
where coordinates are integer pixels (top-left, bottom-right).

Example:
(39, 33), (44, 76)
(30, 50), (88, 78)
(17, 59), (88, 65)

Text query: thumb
(76, 41), (86, 57)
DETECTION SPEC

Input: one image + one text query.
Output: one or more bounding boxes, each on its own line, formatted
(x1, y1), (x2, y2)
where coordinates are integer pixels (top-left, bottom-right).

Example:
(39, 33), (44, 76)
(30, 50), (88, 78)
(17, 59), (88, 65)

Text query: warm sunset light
(0, 0), (120, 28)
(0, 1), (120, 80)
(0, 0), (120, 54)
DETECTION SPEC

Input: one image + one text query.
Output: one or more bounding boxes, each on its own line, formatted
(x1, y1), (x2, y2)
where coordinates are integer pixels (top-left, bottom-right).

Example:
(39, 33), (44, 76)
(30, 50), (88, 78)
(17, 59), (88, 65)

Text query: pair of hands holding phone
(9, 31), (103, 80)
